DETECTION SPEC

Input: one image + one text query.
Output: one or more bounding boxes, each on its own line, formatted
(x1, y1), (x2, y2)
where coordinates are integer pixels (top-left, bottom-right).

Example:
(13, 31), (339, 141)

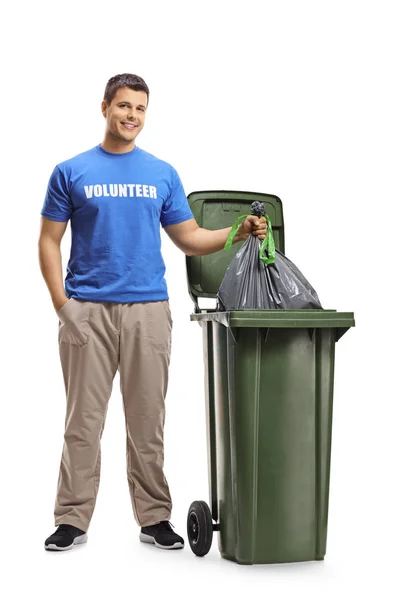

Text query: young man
(38, 73), (266, 552)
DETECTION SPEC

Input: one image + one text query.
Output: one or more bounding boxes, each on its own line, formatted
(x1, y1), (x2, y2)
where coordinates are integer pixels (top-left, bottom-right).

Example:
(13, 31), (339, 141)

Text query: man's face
(101, 87), (147, 145)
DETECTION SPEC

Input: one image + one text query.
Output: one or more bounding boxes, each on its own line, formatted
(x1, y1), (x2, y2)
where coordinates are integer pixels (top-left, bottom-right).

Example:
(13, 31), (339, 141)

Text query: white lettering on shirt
(119, 184), (127, 197)
(84, 185), (93, 198)
(109, 184), (118, 197)
(83, 184), (158, 200)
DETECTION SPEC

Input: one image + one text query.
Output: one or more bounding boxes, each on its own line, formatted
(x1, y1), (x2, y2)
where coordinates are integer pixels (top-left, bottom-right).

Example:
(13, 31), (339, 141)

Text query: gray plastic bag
(217, 202), (322, 311)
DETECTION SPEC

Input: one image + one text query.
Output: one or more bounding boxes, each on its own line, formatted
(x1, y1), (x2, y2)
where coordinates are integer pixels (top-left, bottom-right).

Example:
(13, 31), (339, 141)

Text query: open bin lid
(185, 190), (355, 338)
(186, 190), (284, 311)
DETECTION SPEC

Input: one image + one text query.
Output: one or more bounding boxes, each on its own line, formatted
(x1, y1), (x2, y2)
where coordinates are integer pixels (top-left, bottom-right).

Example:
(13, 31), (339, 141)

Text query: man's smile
(121, 122), (138, 131)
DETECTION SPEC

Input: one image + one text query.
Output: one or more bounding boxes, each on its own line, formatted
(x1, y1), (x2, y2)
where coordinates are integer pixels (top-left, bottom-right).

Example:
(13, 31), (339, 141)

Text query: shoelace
(157, 521), (175, 531)
(57, 524), (76, 534)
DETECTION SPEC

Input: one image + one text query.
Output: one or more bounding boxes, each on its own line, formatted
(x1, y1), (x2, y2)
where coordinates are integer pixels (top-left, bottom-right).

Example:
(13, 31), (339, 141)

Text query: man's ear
(101, 100), (107, 118)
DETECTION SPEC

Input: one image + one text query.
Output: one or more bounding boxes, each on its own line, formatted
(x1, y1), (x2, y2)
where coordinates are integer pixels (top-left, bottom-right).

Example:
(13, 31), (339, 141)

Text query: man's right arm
(38, 217), (69, 314)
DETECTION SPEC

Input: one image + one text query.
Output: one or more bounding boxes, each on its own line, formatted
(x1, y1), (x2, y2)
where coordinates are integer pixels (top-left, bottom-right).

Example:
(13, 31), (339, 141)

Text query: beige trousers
(54, 298), (173, 531)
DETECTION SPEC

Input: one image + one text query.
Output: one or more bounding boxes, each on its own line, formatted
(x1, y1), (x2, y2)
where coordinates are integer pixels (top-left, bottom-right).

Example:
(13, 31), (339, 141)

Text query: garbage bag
(217, 202), (322, 310)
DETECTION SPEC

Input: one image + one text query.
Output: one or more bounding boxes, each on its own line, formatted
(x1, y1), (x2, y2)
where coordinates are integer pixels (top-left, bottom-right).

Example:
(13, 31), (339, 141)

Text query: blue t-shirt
(41, 144), (194, 303)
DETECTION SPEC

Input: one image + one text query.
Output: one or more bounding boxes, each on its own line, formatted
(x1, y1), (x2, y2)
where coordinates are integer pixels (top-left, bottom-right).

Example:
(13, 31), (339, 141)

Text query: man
(38, 73), (267, 552)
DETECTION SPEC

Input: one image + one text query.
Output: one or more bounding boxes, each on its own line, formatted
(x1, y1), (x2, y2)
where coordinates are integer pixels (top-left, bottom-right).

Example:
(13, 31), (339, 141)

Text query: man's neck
(101, 137), (136, 154)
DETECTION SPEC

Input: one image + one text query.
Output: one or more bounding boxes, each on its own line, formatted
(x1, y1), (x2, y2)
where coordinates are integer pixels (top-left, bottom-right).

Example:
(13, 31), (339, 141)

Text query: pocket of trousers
(58, 299), (91, 347)
(161, 300), (173, 326)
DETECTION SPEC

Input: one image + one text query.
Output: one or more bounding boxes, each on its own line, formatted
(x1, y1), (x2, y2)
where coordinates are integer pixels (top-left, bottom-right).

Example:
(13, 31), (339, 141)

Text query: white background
(1, 0), (399, 598)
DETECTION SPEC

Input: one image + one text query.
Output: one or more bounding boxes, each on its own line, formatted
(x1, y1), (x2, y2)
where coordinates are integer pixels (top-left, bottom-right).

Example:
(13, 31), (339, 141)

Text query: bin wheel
(187, 500), (213, 557)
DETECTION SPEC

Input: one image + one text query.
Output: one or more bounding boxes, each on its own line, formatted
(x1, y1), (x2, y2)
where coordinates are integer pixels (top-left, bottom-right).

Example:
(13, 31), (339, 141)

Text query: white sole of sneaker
(139, 532), (184, 550)
(45, 533), (88, 551)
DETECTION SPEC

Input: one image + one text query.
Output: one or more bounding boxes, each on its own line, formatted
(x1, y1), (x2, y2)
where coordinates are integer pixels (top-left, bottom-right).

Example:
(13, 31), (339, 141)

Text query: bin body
(199, 316), (340, 564)
(186, 191), (354, 564)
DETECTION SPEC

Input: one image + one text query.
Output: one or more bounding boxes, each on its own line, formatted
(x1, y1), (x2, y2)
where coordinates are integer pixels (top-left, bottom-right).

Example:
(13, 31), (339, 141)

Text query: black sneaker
(44, 524), (88, 551)
(140, 521), (184, 550)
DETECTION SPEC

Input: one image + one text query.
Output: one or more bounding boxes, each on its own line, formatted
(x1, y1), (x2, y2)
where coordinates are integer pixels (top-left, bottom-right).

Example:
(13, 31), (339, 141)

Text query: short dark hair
(103, 73), (150, 106)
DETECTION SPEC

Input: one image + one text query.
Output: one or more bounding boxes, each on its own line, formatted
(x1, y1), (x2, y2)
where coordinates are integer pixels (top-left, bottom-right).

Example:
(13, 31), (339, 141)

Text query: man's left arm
(164, 216), (267, 257)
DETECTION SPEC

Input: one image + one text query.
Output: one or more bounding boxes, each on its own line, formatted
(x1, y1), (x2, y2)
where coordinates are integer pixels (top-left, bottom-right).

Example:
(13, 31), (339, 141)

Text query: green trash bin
(185, 191), (355, 565)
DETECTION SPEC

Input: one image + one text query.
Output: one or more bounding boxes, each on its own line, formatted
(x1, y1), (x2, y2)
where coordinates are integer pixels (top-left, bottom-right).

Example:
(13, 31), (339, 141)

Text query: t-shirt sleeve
(41, 165), (73, 222)
(160, 168), (194, 228)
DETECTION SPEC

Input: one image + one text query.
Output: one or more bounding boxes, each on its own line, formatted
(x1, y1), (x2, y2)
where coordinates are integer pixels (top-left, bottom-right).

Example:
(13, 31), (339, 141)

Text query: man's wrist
(52, 293), (69, 312)
(233, 230), (245, 244)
